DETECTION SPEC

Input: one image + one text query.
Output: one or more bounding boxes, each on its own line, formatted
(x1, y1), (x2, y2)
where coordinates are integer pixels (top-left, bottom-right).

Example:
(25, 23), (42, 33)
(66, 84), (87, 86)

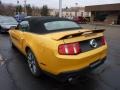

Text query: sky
(2, 0), (120, 9)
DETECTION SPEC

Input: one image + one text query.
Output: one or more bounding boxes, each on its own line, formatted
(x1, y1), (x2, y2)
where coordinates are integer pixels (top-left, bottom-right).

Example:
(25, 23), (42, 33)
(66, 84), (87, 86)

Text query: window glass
(44, 21), (81, 31)
(19, 21), (29, 31)
(0, 16), (18, 25)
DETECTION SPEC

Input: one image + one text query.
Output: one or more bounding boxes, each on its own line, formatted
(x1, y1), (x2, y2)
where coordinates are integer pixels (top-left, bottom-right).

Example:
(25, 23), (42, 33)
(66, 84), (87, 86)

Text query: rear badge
(90, 39), (98, 48)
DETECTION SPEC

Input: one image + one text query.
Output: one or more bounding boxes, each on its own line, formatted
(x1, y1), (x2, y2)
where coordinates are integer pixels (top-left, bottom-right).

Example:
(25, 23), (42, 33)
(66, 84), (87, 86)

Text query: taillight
(101, 36), (106, 45)
(58, 42), (81, 55)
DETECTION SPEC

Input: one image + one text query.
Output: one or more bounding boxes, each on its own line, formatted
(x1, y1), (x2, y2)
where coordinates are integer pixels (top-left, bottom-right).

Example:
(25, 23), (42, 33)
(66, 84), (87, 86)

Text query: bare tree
(0, 2), (42, 16)
(41, 5), (49, 16)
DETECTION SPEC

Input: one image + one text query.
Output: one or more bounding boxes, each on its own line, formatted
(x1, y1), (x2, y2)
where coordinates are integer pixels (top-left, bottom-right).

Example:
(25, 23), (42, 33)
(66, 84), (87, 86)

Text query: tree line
(0, 1), (49, 16)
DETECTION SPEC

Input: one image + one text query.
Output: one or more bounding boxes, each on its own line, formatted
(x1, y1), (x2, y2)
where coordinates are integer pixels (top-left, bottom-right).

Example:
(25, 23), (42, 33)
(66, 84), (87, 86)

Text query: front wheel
(27, 49), (41, 77)
(11, 42), (16, 49)
(9, 38), (16, 49)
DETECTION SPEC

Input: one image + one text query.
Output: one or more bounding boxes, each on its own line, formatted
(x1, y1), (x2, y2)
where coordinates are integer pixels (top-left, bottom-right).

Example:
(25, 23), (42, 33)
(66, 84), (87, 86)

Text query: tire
(0, 27), (5, 34)
(27, 49), (41, 77)
(11, 42), (16, 49)
(0, 28), (2, 33)
(9, 38), (16, 49)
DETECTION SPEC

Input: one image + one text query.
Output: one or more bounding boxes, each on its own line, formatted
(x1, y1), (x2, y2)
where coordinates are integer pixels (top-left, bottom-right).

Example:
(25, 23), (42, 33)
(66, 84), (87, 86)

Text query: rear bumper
(54, 57), (106, 82)
(38, 45), (107, 76)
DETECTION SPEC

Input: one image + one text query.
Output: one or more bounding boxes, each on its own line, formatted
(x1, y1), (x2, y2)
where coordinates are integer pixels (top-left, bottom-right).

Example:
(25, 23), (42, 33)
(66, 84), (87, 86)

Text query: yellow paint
(9, 29), (107, 75)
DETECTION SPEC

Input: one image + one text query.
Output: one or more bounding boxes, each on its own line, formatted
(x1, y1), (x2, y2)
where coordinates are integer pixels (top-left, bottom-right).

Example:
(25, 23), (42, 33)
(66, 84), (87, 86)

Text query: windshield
(44, 21), (81, 31)
(0, 16), (18, 25)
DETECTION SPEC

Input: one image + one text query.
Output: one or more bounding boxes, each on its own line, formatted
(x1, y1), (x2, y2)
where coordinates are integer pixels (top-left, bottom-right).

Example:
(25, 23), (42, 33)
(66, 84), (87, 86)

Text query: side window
(19, 21), (29, 31)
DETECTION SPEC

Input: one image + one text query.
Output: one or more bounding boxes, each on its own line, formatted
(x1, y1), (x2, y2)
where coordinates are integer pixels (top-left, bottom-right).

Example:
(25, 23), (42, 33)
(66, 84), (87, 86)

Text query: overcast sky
(2, 0), (120, 8)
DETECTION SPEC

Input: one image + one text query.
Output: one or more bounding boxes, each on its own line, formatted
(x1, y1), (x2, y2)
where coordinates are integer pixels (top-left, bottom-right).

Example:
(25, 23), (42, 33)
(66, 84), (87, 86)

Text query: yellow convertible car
(9, 17), (107, 82)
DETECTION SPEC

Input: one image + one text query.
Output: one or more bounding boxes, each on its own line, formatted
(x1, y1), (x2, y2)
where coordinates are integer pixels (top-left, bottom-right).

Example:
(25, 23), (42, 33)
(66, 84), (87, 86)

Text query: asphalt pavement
(0, 24), (120, 90)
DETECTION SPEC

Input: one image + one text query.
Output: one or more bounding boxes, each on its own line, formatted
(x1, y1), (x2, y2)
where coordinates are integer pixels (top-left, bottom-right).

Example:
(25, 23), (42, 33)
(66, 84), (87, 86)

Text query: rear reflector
(58, 42), (81, 55)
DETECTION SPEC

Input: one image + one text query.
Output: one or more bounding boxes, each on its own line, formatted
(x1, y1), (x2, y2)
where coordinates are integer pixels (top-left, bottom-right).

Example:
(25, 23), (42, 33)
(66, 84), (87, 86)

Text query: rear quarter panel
(22, 32), (64, 70)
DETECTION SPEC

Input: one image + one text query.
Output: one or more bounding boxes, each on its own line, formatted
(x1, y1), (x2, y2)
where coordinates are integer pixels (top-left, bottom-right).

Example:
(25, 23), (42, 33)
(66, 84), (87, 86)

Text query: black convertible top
(24, 16), (80, 34)
(25, 16), (69, 22)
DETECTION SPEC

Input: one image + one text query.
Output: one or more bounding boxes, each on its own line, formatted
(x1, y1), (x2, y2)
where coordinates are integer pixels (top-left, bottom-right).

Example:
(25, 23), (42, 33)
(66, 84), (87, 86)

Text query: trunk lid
(44, 29), (105, 54)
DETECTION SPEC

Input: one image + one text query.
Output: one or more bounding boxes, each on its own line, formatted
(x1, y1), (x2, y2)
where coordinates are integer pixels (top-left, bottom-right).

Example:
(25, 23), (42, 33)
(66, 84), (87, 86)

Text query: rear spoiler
(92, 29), (105, 33)
(54, 29), (105, 41)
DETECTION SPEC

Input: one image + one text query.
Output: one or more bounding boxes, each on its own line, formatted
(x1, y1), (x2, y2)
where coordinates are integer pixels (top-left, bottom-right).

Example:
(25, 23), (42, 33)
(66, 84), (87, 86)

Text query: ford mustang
(9, 16), (107, 82)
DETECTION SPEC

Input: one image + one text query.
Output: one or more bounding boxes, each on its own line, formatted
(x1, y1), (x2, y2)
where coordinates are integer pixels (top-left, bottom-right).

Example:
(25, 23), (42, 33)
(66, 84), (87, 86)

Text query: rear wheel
(27, 49), (41, 77)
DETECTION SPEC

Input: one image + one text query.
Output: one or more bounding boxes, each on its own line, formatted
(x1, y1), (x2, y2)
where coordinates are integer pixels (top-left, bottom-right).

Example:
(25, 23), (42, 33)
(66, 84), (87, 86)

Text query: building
(49, 7), (91, 19)
(49, 9), (59, 16)
(62, 7), (91, 19)
(85, 3), (120, 24)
